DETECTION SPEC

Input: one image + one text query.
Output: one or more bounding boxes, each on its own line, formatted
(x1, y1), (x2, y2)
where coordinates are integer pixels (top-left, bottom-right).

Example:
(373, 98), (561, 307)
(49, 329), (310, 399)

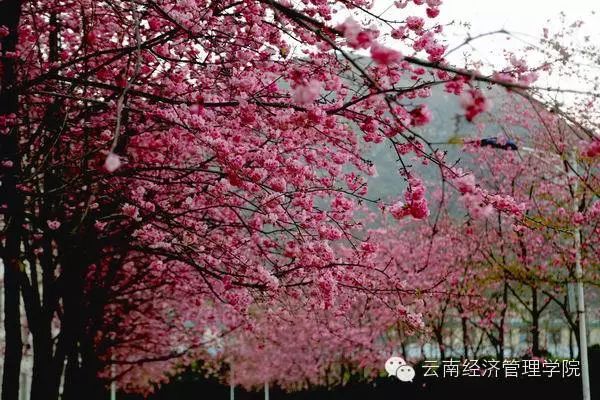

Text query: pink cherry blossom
(410, 104), (433, 126)
(337, 17), (378, 49)
(406, 16), (425, 31)
(582, 138), (600, 157)
(292, 80), (323, 105)
(460, 89), (491, 121)
(370, 43), (403, 65)
(104, 152), (121, 172)
(46, 220), (61, 230)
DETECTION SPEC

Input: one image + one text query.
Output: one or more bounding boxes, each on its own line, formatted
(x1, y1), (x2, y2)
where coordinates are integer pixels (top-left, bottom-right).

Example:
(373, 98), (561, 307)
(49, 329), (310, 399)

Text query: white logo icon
(396, 364), (416, 382)
(385, 356), (416, 382)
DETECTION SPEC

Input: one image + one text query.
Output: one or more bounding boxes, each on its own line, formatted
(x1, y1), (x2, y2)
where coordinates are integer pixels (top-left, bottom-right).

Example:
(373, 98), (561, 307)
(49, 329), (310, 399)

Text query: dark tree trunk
(28, 255), (57, 400)
(434, 328), (445, 360)
(53, 249), (85, 400)
(59, 239), (107, 400)
(497, 215), (508, 360)
(461, 316), (469, 359)
(62, 337), (105, 400)
(531, 287), (541, 357)
(400, 342), (407, 360)
(29, 335), (55, 400)
(61, 350), (82, 400)
(1, 243), (23, 400)
(498, 280), (508, 360)
(28, 11), (64, 400)
(1, 2), (24, 400)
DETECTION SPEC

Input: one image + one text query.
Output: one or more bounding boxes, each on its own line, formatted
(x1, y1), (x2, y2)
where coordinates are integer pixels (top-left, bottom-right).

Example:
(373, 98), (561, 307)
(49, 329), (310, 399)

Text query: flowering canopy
(1, 0), (598, 398)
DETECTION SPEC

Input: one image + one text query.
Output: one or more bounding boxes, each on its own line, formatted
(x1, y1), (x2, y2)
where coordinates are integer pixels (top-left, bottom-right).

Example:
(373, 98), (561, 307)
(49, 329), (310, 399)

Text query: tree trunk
(29, 329), (56, 400)
(1, 248), (23, 400)
(58, 241), (106, 400)
(1, 2), (24, 400)
(62, 337), (105, 400)
(531, 287), (541, 357)
(434, 328), (445, 359)
(498, 280), (508, 360)
(461, 316), (469, 359)
(61, 350), (81, 400)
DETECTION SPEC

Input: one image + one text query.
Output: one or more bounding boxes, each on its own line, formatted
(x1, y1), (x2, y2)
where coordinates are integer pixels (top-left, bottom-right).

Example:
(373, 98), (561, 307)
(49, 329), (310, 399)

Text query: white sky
(351, 1), (600, 104)
(331, 1), (598, 69)
(369, 0), (599, 61)
(439, 1), (599, 106)
(438, 0), (597, 35)
(437, 0), (599, 64)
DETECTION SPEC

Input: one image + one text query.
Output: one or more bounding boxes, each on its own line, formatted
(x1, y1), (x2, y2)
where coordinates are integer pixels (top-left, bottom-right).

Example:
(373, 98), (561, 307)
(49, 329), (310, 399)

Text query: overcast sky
(437, 0), (598, 63)
(369, 0), (598, 61)
(360, 0), (600, 97)
(438, 0), (597, 34)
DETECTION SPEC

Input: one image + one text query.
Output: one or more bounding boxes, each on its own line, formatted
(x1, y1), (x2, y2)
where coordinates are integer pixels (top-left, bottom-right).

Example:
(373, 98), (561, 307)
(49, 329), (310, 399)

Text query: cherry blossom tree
(1, 0), (598, 399)
(0, 0), (457, 398)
